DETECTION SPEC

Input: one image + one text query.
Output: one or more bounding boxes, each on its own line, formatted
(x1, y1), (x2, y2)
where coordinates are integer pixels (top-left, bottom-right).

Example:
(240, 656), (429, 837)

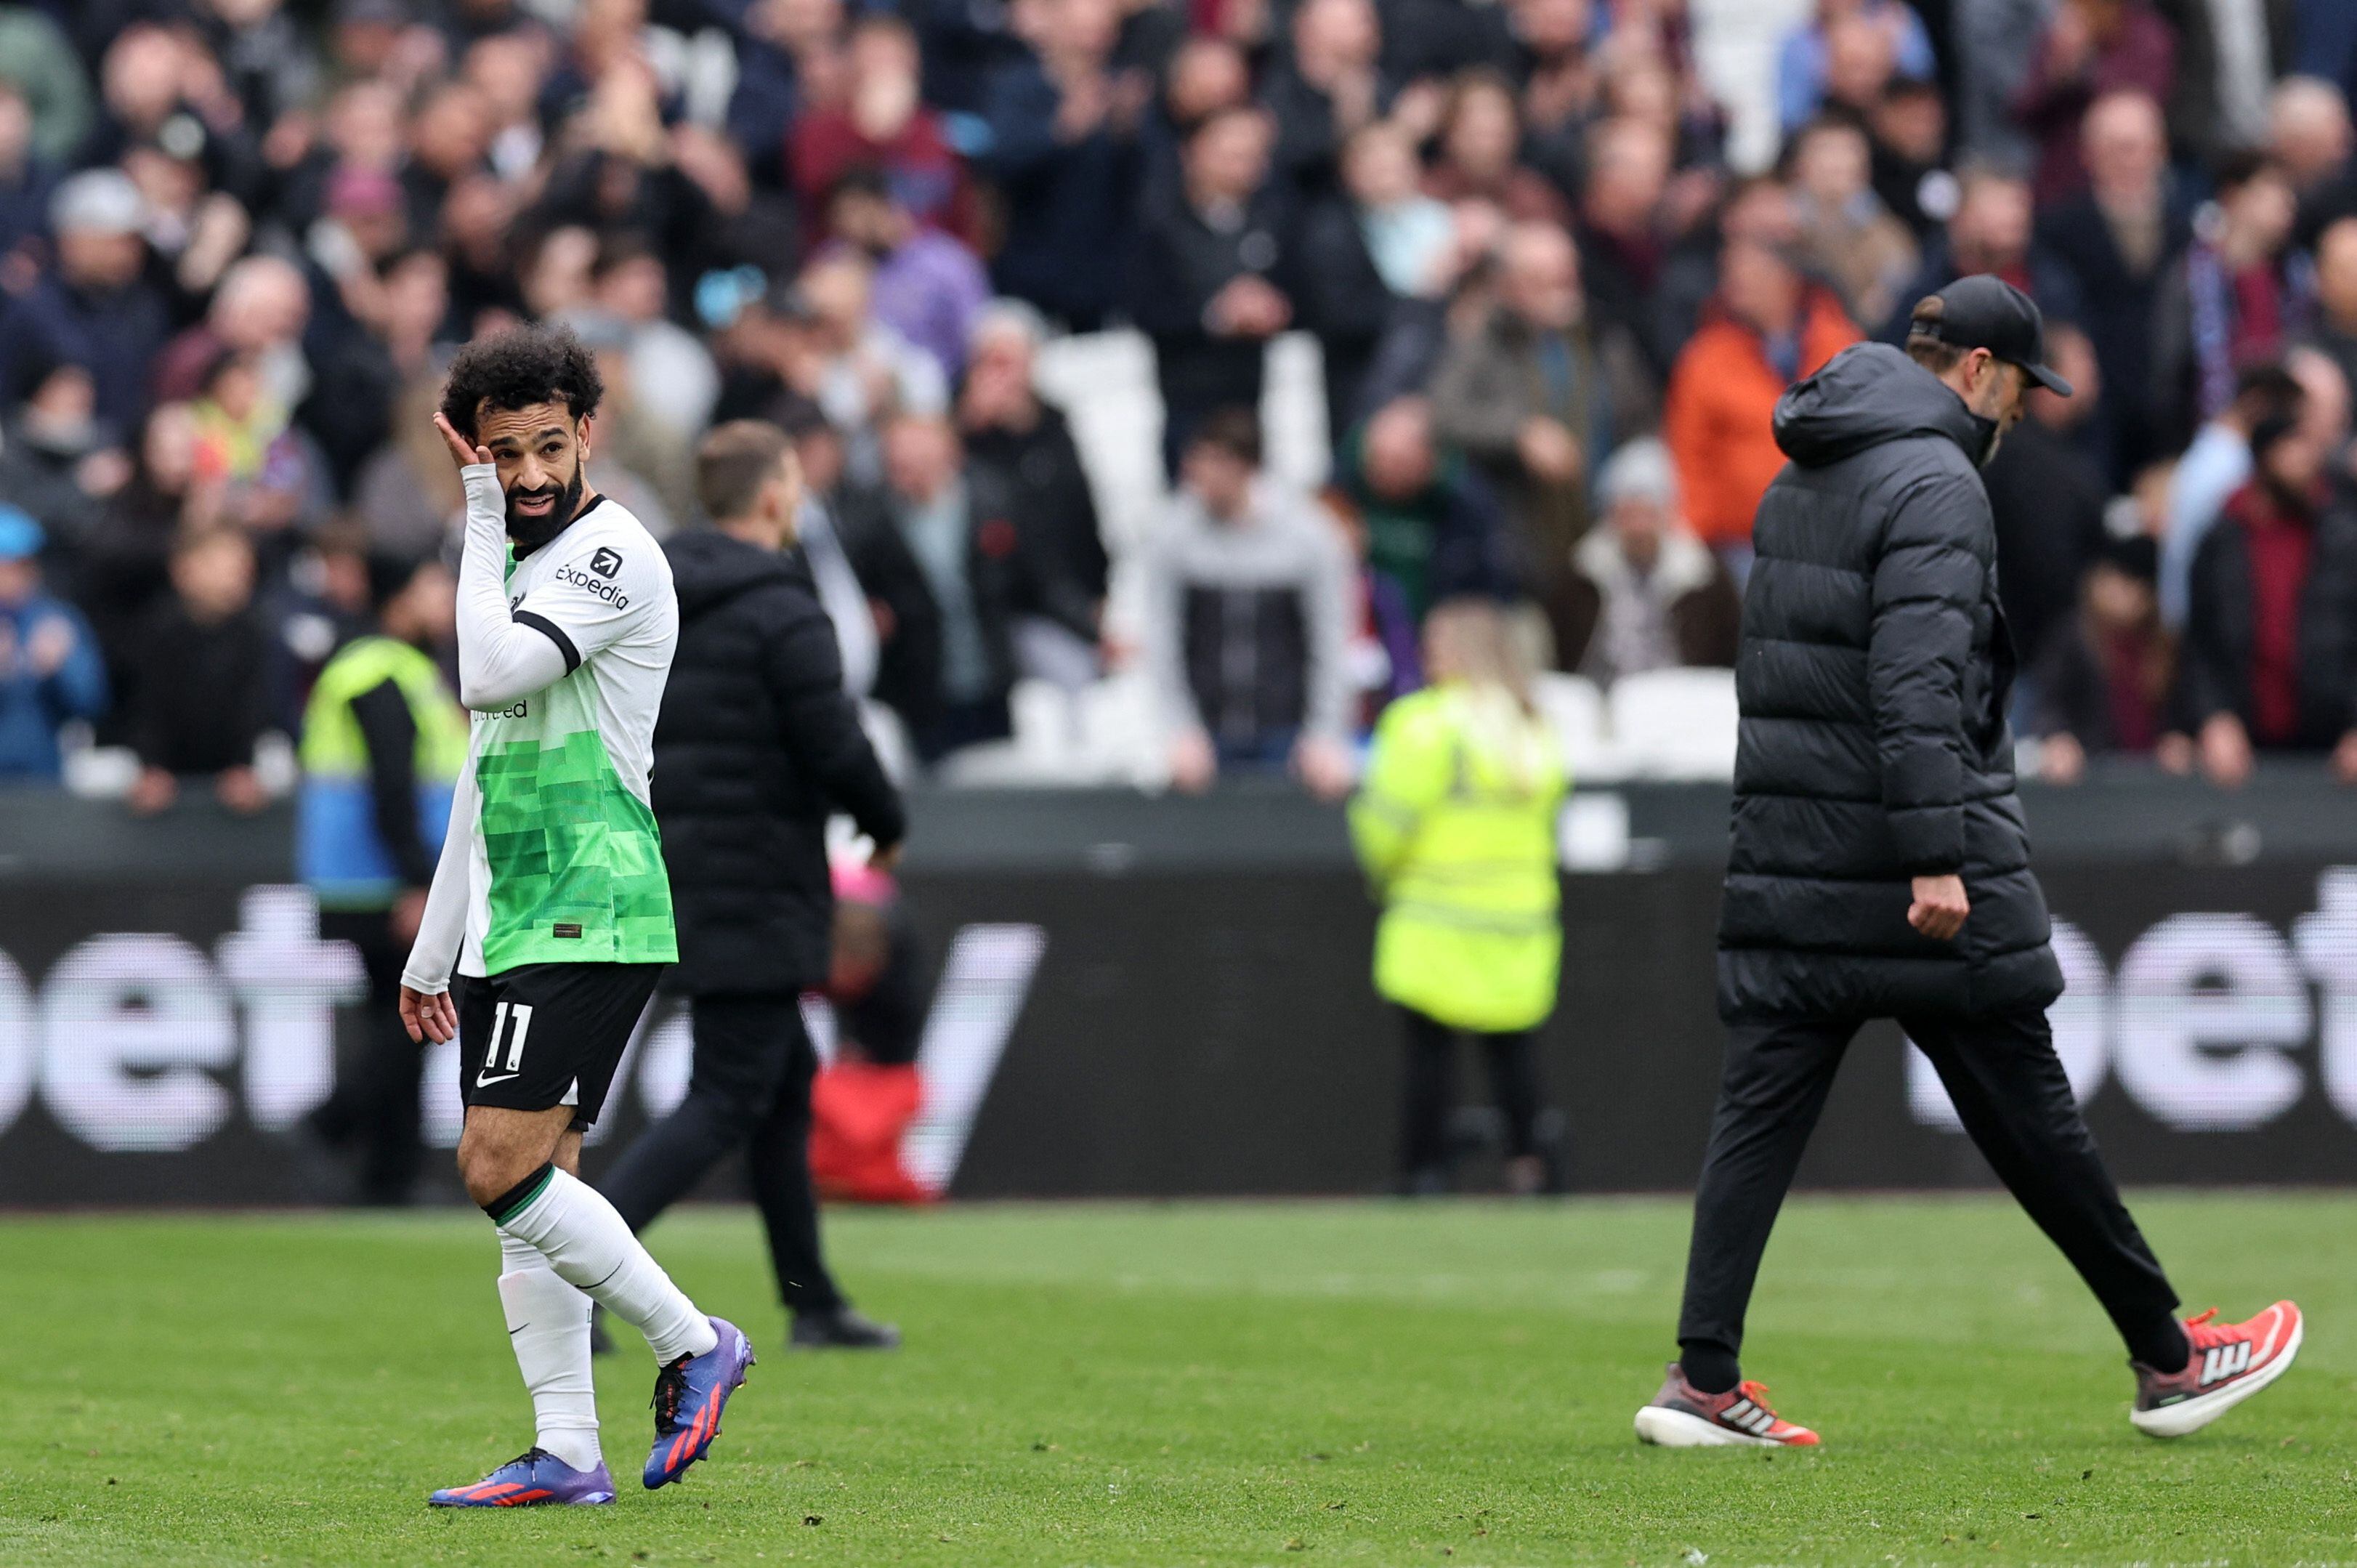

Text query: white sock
(496, 1232), (602, 1473)
(494, 1165), (719, 1365)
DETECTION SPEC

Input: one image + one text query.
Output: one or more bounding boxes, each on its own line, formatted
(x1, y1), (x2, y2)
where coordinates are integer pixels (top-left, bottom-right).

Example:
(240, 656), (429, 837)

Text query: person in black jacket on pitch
(1636, 278), (2302, 1450)
(599, 419), (907, 1351)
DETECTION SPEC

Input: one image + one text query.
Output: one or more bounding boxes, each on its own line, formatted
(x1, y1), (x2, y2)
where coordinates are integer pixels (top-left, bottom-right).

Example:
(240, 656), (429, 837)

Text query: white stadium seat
(1532, 673), (1630, 783)
(1607, 668), (1741, 780)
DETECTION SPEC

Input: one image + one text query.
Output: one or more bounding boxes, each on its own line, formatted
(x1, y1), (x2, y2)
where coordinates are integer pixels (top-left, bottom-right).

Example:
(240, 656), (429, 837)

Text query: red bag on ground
(808, 1059), (934, 1204)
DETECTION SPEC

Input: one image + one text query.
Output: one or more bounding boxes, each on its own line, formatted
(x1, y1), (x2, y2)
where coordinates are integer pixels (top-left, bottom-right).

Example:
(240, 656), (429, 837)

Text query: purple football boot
(644, 1317), (755, 1489)
(428, 1448), (617, 1507)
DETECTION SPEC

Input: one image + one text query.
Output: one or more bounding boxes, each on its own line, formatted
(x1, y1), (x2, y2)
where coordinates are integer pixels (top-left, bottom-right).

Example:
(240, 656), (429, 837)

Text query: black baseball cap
(1909, 275), (2073, 396)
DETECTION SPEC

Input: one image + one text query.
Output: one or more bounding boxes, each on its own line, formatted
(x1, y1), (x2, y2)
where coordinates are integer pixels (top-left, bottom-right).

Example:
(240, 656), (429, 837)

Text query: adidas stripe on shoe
(1635, 1364), (1820, 1448)
(2131, 1301), (2303, 1439)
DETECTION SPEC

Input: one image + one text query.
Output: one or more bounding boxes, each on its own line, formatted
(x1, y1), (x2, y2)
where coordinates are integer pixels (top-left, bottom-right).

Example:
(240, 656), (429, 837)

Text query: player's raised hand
(400, 984), (458, 1045)
(432, 411), (492, 469)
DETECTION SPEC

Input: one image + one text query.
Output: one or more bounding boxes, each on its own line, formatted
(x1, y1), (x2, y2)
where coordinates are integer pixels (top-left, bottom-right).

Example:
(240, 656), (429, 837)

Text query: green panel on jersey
(476, 727), (678, 969)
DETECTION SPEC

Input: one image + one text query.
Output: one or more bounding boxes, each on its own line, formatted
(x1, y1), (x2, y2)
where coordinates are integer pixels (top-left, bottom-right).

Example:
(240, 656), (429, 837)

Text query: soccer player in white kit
(399, 326), (753, 1506)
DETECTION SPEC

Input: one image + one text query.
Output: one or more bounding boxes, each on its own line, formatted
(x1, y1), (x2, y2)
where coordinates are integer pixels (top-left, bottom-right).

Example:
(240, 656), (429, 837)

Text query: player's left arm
(397, 761), (474, 1043)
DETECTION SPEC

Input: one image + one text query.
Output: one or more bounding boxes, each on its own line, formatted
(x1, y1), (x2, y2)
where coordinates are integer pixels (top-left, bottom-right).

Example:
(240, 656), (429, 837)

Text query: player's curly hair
(437, 323), (605, 442)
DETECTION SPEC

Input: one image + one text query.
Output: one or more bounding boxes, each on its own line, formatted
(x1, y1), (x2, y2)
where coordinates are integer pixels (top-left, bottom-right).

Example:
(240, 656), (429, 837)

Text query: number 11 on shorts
(481, 1001), (535, 1083)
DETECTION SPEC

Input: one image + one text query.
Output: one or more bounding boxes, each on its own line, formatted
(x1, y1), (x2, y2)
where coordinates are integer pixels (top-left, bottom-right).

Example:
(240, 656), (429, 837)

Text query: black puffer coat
(653, 530), (905, 997)
(1718, 342), (2064, 1022)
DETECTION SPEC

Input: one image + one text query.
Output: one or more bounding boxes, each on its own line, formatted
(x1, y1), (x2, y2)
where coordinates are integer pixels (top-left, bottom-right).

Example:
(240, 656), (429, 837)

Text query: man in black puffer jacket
(600, 421), (907, 1351)
(1636, 279), (2301, 1450)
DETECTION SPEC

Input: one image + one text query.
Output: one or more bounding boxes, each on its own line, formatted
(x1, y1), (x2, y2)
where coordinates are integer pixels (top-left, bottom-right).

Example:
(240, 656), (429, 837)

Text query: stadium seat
(1075, 671), (1170, 789)
(1532, 673), (1631, 783)
(1606, 668), (1740, 780)
(937, 679), (1086, 787)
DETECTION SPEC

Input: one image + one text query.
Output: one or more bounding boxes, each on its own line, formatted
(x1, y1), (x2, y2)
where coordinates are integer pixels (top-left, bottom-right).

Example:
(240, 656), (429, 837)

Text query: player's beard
(505, 467), (585, 554)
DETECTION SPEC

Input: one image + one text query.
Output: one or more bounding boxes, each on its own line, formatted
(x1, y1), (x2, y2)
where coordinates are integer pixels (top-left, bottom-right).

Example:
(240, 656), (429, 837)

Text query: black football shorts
(455, 962), (666, 1129)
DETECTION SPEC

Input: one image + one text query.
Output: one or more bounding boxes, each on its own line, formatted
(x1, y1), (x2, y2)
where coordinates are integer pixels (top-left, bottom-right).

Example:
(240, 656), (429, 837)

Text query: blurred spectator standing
(2162, 0), (2297, 169)
(2271, 73), (2352, 214)
(838, 410), (1019, 764)
(1955, 0), (2047, 171)
(1811, 7), (1905, 129)
(2160, 359), (2303, 626)
(1653, 174), (1798, 360)
(977, 0), (1146, 331)
(2300, 214), (2357, 397)
(956, 303), (1108, 690)
(1141, 408), (1354, 797)
(1574, 117), (1678, 376)
(1868, 76), (1953, 240)
(1333, 395), (1513, 623)
(0, 507), (105, 782)
(1777, 0), (1936, 136)
(1786, 115), (1920, 331)
(2291, 336), (2353, 458)
(790, 16), (975, 245)
(1294, 121), (1458, 448)
(81, 403), (201, 734)
(1888, 166), (2084, 339)
(0, 169), (169, 442)
(1431, 222), (1654, 629)
(2031, 533), (2183, 783)
(1262, 0), (1391, 199)
(2013, 0), (2178, 205)
(2154, 152), (2308, 449)
(350, 379), (466, 559)
(795, 248), (949, 479)
(296, 554), (462, 1205)
(126, 525), (271, 815)
(2177, 405), (2357, 787)
(0, 359), (129, 575)
(0, 7), (91, 165)
(1663, 236), (1859, 562)
(1137, 35), (1250, 213)
(1130, 103), (1293, 475)
(770, 397), (881, 698)
(1323, 482), (1425, 715)
(1552, 436), (1738, 684)
(824, 166), (988, 384)
(1421, 70), (1568, 225)
(578, 237), (721, 442)
(2037, 90), (2191, 481)
(0, 80), (58, 259)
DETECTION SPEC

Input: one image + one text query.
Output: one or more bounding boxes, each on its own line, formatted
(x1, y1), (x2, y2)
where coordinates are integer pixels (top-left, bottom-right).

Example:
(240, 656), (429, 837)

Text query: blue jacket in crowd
(0, 590), (106, 780)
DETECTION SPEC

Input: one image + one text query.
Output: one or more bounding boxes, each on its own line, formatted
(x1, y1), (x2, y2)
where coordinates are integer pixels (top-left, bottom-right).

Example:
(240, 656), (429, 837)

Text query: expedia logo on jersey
(473, 699), (528, 721)
(554, 560), (630, 609)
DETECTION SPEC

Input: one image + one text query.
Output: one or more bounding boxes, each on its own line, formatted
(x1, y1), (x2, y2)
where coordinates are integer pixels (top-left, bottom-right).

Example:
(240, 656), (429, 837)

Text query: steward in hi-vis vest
(1349, 599), (1567, 1195)
(299, 630), (469, 910)
(294, 556), (463, 1205)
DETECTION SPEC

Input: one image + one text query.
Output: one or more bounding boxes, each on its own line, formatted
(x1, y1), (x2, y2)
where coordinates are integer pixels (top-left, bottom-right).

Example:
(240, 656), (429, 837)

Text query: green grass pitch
(0, 1195), (2350, 1566)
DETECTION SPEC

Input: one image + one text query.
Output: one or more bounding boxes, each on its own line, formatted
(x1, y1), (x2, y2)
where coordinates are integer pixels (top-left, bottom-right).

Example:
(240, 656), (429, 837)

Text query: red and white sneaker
(1634, 1364), (1822, 1448)
(2131, 1301), (2303, 1438)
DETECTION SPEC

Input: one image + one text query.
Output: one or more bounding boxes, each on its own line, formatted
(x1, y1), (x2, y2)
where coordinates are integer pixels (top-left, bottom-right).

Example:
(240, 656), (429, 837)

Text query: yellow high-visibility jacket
(1348, 682), (1567, 1032)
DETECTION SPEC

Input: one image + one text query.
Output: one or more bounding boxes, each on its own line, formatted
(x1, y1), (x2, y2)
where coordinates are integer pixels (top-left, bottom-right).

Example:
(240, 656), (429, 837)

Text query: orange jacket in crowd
(1662, 289), (1862, 549)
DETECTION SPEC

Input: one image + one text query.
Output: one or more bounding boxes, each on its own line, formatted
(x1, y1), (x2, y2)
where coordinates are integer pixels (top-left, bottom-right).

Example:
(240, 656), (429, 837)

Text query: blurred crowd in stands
(2, 0), (2357, 803)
